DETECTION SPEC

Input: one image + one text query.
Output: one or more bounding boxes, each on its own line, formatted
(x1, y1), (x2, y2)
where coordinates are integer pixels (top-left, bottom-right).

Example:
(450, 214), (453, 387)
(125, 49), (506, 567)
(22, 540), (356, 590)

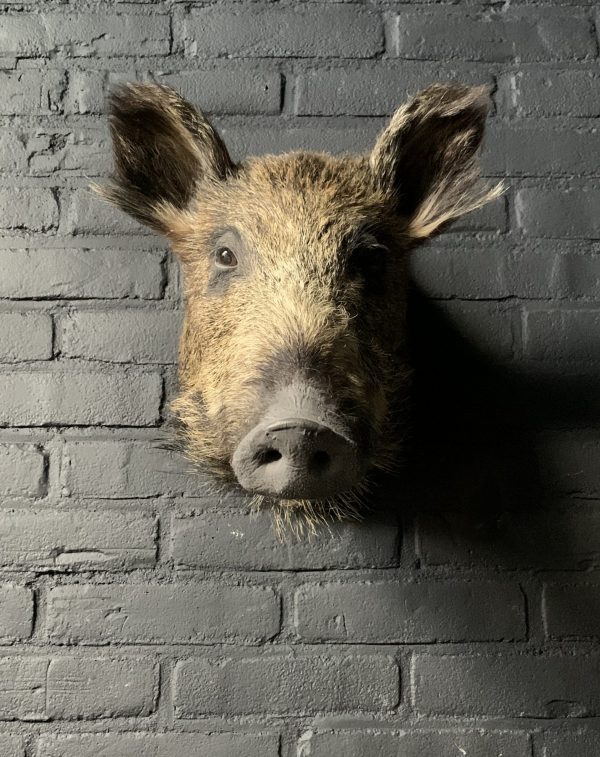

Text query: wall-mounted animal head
(99, 81), (501, 530)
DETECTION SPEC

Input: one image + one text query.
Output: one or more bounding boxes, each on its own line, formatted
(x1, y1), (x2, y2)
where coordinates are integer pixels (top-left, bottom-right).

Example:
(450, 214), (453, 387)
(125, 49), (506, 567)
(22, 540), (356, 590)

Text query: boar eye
(214, 246), (238, 269)
(348, 243), (388, 293)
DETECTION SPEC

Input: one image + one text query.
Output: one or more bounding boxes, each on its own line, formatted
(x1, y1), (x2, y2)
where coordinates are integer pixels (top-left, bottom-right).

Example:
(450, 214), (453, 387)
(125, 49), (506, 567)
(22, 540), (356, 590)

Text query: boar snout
(232, 418), (360, 499)
(231, 382), (362, 500)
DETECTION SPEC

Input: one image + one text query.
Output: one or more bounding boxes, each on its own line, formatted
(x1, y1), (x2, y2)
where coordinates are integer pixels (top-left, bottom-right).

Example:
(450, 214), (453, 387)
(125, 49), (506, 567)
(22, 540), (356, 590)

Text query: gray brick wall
(0, 1), (598, 756)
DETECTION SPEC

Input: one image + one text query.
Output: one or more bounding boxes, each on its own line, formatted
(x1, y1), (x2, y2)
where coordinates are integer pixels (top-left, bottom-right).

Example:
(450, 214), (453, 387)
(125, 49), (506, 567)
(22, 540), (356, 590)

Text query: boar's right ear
(370, 83), (502, 240)
(96, 82), (237, 235)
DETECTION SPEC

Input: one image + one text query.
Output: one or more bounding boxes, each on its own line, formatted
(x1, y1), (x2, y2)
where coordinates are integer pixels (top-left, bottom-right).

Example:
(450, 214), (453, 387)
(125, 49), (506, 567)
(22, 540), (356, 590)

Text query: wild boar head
(99, 81), (500, 529)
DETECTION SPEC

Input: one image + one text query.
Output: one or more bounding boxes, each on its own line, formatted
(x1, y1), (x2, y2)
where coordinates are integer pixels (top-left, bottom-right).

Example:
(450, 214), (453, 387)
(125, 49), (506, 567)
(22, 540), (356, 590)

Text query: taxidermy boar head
(99, 80), (500, 531)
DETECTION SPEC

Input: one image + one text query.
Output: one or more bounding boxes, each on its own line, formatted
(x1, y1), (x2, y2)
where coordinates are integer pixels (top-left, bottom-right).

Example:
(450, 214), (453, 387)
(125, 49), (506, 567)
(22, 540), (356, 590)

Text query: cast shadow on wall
(374, 282), (599, 572)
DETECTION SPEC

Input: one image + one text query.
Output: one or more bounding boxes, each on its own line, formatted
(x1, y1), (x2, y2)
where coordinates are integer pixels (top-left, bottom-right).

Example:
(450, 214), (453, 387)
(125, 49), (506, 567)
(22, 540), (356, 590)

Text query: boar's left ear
(370, 83), (502, 240)
(96, 82), (237, 235)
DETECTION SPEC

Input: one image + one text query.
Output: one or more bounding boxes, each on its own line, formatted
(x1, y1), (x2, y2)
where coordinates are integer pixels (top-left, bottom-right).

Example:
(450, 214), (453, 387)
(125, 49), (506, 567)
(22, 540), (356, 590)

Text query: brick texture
(543, 731), (600, 757)
(37, 733), (279, 757)
(413, 653), (600, 717)
(46, 657), (157, 718)
(0, 509), (156, 570)
(299, 730), (533, 757)
(171, 510), (401, 570)
(395, 9), (595, 62)
(294, 580), (525, 642)
(0, 248), (165, 300)
(0, 313), (53, 362)
(0, 443), (46, 497)
(60, 308), (181, 363)
(543, 582), (600, 638)
(0, 736), (24, 757)
(46, 583), (280, 644)
(0, 585), (34, 641)
(0, 370), (161, 426)
(181, 6), (383, 59)
(174, 653), (399, 716)
(0, 0), (598, 753)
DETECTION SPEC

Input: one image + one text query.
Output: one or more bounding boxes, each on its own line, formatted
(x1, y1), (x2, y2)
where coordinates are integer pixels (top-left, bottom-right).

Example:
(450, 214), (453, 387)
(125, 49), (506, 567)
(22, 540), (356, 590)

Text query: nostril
(256, 447), (282, 466)
(310, 449), (331, 472)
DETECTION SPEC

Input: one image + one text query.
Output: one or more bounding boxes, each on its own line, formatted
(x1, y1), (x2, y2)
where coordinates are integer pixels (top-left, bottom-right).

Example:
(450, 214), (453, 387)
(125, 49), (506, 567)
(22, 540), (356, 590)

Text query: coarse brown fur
(97, 81), (502, 534)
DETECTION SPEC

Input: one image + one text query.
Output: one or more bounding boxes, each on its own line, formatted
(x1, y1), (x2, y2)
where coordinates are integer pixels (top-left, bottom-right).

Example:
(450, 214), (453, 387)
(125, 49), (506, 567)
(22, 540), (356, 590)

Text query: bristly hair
(370, 83), (504, 239)
(250, 483), (370, 541)
(92, 81), (237, 234)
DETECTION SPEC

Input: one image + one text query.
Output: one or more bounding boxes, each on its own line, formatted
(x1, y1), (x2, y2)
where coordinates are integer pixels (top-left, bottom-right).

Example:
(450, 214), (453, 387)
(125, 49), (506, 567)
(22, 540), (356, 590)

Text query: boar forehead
(184, 151), (399, 264)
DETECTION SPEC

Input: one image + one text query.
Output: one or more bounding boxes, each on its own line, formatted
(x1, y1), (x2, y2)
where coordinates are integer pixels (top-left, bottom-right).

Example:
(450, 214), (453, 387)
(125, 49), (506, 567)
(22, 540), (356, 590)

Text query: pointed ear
(370, 83), (503, 240)
(96, 82), (237, 235)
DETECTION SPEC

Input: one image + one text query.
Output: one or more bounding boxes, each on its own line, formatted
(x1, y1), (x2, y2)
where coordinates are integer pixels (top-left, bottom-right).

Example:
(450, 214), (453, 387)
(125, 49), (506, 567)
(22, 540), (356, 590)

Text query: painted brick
(61, 440), (205, 498)
(0, 248), (164, 300)
(410, 241), (510, 299)
(66, 68), (281, 117)
(417, 505), (600, 570)
(220, 119), (383, 161)
(0, 188), (58, 232)
(0, 443), (46, 497)
(65, 71), (132, 115)
(181, 6), (383, 58)
(523, 308), (600, 362)
(516, 188), (600, 238)
(61, 187), (148, 236)
(506, 243), (600, 300)
(0, 0), (597, 743)
(61, 309), (181, 364)
(0, 585), (34, 641)
(544, 730), (600, 757)
(295, 581), (525, 642)
(431, 301), (515, 360)
(47, 657), (157, 718)
(543, 583), (600, 639)
(414, 653), (600, 717)
(46, 583), (280, 644)
(452, 194), (508, 233)
(36, 732), (279, 757)
(0, 313), (53, 362)
(0, 370), (161, 426)
(0, 509), (156, 570)
(0, 657), (47, 720)
(0, 13), (169, 56)
(395, 9), (594, 62)
(172, 510), (401, 570)
(488, 123), (600, 177)
(298, 730), (532, 757)
(514, 69), (600, 117)
(28, 130), (111, 177)
(0, 70), (65, 115)
(159, 70), (282, 116)
(297, 65), (492, 116)
(536, 431), (600, 496)
(0, 131), (29, 172)
(557, 247), (600, 299)
(0, 736), (23, 757)
(174, 653), (399, 716)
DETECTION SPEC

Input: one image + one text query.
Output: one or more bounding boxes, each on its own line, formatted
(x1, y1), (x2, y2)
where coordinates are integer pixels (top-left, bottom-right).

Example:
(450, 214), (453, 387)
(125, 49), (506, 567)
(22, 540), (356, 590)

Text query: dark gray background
(0, 0), (598, 755)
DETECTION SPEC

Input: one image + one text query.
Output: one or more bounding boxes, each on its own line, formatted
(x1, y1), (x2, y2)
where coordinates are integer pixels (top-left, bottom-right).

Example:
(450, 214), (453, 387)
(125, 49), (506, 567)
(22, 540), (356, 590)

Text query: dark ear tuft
(370, 83), (503, 239)
(95, 82), (237, 234)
